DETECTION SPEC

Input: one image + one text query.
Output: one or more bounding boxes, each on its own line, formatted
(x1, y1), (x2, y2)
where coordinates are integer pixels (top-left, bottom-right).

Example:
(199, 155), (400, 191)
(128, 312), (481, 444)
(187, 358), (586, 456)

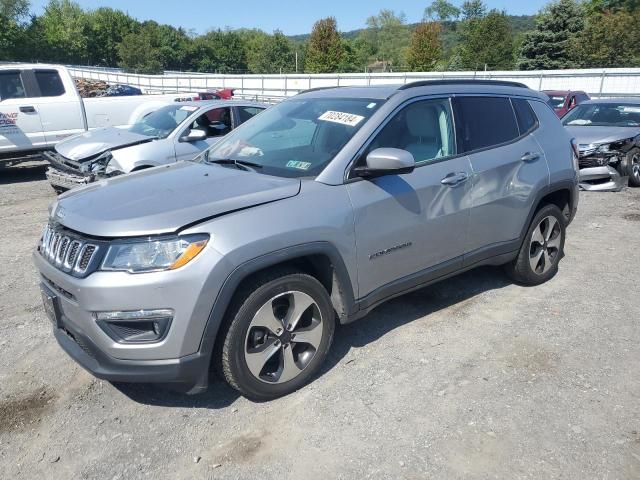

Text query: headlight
(596, 143), (610, 153)
(81, 150), (113, 174)
(101, 234), (209, 273)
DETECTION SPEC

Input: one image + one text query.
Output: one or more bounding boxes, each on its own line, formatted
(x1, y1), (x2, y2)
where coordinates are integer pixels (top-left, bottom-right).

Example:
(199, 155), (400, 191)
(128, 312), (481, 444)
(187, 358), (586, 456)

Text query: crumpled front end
(578, 147), (627, 192)
(44, 150), (118, 192)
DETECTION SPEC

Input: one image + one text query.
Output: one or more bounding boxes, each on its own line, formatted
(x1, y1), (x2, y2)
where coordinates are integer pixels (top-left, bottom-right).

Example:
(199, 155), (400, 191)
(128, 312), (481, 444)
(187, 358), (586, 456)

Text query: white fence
(68, 67), (640, 102)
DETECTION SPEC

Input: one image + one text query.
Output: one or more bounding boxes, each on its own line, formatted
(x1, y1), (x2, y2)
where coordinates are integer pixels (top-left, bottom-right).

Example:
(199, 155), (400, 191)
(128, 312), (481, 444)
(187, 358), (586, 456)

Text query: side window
(34, 70), (65, 97)
(0, 71), (26, 100)
(512, 98), (538, 135)
(569, 96), (577, 108)
(453, 96), (519, 152)
(361, 98), (456, 165)
(191, 107), (231, 138)
(237, 106), (264, 125)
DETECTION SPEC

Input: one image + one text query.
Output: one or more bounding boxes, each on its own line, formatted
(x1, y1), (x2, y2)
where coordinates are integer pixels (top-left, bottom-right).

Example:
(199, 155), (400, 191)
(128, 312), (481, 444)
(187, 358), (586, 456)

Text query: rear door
(347, 97), (473, 299)
(31, 68), (85, 144)
(0, 69), (46, 155)
(453, 96), (548, 263)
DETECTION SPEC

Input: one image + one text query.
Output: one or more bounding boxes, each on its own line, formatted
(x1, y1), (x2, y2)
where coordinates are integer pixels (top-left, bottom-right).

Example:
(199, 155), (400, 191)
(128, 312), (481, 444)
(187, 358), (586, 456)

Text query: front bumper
(579, 165), (627, 192)
(46, 166), (94, 191)
(33, 235), (229, 391)
(53, 315), (209, 393)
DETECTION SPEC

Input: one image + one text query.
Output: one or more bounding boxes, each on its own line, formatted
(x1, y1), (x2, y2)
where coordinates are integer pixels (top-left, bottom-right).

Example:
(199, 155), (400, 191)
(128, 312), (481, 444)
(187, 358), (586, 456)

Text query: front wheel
(505, 204), (566, 286)
(219, 270), (335, 401)
(625, 148), (640, 187)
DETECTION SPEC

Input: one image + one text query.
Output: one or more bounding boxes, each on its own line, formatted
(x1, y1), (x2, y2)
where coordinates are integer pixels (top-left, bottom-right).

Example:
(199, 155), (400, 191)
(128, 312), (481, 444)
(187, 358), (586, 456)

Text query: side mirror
(181, 129), (207, 142)
(353, 148), (415, 179)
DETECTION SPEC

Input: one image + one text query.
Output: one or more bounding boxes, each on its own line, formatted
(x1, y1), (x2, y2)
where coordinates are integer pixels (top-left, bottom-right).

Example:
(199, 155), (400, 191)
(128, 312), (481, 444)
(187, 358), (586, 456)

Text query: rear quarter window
(453, 96), (520, 152)
(512, 98), (538, 135)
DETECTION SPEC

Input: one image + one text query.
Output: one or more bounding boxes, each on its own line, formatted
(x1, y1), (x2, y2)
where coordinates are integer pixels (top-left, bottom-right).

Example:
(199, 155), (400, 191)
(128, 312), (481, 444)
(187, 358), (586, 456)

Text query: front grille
(579, 157), (608, 169)
(39, 224), (102, 277)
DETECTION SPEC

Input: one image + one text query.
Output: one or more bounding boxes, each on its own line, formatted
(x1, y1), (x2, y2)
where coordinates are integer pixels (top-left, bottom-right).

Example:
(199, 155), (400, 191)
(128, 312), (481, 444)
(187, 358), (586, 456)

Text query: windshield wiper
(207, 158), (263, 171)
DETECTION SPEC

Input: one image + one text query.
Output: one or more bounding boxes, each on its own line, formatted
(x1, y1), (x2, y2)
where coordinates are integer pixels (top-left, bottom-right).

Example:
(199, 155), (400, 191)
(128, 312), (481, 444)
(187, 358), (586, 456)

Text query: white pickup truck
(0, 64), (198, 166)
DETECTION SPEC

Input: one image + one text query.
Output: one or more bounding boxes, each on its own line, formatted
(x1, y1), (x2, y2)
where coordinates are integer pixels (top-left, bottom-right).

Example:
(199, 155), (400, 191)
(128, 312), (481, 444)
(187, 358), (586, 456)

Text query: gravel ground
(1, 164), (639, 480)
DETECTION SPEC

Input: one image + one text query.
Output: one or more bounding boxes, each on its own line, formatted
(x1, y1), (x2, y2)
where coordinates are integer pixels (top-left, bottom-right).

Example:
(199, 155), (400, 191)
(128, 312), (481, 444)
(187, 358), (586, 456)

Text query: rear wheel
(505, 204), (566, 286)
(219, 269), (335, 401)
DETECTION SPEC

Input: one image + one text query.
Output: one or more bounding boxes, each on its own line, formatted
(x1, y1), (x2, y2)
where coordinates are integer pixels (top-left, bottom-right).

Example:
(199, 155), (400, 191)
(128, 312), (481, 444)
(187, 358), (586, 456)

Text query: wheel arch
(198, 242), (356, 359)
(519, 180), (577, 248)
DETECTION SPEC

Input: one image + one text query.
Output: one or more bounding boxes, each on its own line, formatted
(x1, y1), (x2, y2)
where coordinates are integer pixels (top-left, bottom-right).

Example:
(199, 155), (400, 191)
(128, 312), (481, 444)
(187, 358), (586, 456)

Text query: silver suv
(34, 81), (579, 400)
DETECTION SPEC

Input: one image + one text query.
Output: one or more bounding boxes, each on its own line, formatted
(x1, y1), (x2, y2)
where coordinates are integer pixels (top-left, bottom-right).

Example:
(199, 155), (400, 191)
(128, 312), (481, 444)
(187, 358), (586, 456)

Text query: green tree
(85, 8), (137, 66)
(574, 10), (640, 67)
(118, 22), (163, 73)
(39, 0), (90, 64)
(363, 10), (410, 69)
(461, 0), (487, 20)
(406, 21), (442, 71)
(517, 0), (584, 70)
(305, 17), (344, 73)
(188, 29), (247, 73)
(425, 0), (460, 21)
(457, 9), (514, 70)
(584, 0), (640, 12)
(0, 0), (29, 61)
(245, 31), (295, 73)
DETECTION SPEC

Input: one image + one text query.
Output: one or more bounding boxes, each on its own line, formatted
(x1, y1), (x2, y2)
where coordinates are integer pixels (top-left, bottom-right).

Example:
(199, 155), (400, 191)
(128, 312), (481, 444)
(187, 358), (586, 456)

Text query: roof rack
(398, 79), (529, 90)
(297, 86), (342, 95)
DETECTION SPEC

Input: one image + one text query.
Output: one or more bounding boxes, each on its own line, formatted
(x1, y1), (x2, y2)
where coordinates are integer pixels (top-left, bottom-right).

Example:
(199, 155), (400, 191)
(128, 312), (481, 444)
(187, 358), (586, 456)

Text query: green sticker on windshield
(286, 160), (311, 170)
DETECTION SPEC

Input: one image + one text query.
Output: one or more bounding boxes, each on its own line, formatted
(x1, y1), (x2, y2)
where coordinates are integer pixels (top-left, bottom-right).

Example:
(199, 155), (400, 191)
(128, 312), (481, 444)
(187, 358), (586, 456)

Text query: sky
(28, 0), (549, 36)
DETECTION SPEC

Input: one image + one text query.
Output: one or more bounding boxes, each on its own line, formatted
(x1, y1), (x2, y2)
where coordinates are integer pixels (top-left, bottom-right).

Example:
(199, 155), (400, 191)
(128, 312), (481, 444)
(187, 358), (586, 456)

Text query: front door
(347, 97), (473, 300)
(174, 106), (233, 162)
(0, 70), (45, 155)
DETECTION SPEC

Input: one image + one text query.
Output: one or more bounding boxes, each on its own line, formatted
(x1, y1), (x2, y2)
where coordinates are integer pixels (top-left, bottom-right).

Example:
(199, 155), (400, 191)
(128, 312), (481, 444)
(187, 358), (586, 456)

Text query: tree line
(1, 0), (639, 74)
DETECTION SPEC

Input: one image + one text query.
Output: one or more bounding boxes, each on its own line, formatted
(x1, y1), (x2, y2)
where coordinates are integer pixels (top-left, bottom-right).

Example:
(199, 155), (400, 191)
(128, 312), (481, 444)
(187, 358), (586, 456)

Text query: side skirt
(345, 240), (519, 324)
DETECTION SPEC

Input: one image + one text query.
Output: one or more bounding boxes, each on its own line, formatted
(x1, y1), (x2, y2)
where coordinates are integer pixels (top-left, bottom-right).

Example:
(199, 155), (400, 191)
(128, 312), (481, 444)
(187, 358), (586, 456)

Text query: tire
(219, 268), (335, 401)
(505, 204), (566, 286)
(625, 147), (640, 187)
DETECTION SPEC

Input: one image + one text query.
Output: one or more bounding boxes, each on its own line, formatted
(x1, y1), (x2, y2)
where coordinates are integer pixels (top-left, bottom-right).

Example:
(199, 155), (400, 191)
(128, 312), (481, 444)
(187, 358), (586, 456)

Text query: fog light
(95, 309), (173, 344)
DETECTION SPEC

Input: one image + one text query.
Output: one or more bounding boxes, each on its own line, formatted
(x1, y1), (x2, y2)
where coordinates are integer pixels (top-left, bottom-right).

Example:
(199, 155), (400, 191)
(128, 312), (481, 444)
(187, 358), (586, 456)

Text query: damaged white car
(44, 100), (265, 192)
(563, 98), (640, 191)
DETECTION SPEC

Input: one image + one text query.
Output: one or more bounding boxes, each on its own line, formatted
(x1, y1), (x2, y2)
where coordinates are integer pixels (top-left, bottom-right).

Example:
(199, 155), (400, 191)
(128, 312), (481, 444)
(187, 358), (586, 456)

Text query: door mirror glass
(354, 148), (415, 178)
(181, 129), (207, 142)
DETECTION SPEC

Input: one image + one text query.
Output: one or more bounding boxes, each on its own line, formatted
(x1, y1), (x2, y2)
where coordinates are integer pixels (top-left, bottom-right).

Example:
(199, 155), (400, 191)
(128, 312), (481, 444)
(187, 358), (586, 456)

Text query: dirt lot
(1, 164), (639, 480)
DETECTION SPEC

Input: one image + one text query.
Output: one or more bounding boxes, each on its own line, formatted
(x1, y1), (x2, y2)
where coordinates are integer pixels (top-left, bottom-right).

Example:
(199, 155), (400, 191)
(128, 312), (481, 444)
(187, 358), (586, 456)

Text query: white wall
(67, 67), (640, 101)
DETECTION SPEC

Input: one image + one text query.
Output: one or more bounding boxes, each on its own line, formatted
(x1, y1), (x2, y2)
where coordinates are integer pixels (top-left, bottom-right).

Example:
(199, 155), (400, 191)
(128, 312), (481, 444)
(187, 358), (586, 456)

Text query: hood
(55, 127), (155, 161)
(564, 125), (639, 147)
(52, 162), (301, 237)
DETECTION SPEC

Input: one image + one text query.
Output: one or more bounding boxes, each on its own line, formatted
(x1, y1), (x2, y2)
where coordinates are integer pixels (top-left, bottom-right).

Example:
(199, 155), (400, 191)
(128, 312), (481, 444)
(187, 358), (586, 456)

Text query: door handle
(441, 172), (469, 186)
(521, 152), (541, 163)
(19, 106), (36, 113)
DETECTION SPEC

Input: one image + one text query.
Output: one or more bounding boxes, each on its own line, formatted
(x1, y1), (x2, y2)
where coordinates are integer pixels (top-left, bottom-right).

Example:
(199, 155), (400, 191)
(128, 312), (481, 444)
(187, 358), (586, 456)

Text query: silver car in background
(563, 98), (640, 191)
(44, 100), (266, 192)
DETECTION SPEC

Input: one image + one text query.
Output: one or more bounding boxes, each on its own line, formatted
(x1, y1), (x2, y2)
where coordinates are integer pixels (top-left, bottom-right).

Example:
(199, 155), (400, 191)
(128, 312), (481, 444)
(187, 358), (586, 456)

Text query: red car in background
(543, 90), (590, 117)
(175, 88), (235, 102)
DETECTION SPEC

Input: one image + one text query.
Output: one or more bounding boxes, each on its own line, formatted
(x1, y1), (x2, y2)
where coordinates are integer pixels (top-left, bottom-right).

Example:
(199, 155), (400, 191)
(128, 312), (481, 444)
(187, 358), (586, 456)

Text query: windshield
(562, 103), (640, 127)
(127, 104), (199, 138)
(196, 97), (383, 178)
